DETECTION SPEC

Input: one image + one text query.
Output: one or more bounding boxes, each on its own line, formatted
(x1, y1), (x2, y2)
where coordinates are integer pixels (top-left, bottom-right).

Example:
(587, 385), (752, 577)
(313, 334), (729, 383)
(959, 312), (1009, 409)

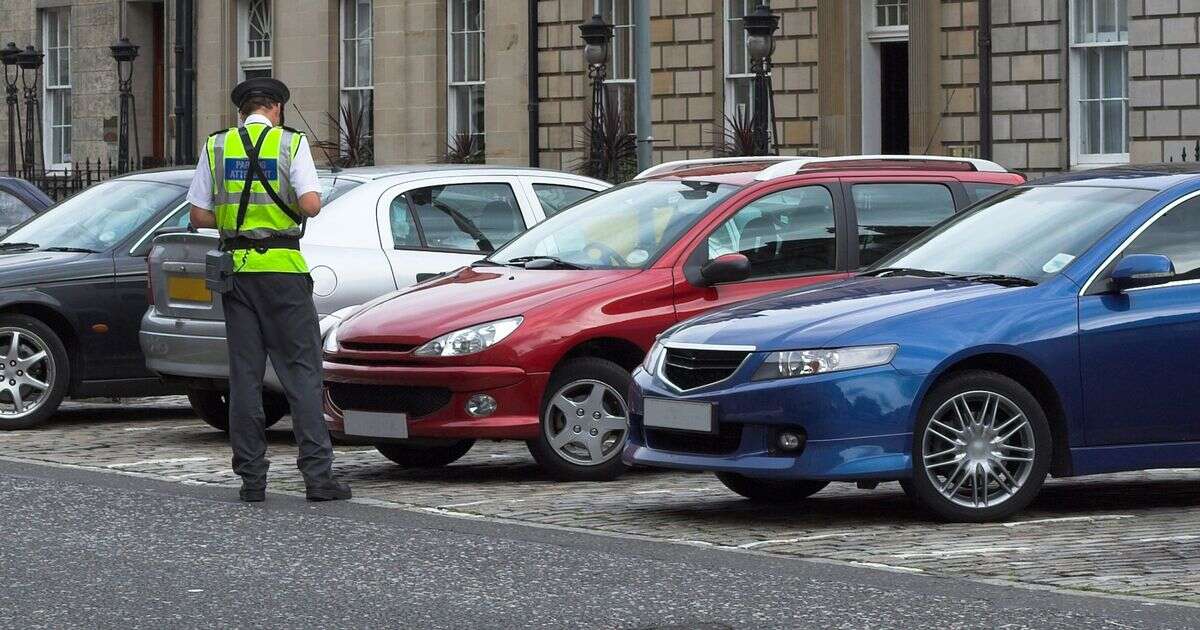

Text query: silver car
(140, 165), (607, 430)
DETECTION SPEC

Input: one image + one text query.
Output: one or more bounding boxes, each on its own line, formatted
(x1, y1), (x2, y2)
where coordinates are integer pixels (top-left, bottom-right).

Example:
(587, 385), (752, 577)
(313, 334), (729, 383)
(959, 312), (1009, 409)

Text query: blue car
(624, 164), (1200, 522)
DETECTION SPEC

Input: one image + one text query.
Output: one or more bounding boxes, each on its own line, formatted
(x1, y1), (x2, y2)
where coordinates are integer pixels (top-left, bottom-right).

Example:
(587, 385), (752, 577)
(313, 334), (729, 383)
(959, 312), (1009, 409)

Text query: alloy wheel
(0, 328), (56, 420)
(921, 390), (1036, 509)
(543, 379), (629, 467)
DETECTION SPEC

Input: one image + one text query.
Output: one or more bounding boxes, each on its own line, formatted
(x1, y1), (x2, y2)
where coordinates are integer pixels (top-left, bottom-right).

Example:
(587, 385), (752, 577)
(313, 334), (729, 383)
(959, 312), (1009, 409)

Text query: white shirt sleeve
(290, 136), (322, 198)
(186, 147), (213, 211)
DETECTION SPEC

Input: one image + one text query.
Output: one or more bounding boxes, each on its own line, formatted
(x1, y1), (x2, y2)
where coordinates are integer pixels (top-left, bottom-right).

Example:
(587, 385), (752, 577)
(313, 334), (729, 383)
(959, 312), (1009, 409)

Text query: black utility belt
(220, 235), (302, 252)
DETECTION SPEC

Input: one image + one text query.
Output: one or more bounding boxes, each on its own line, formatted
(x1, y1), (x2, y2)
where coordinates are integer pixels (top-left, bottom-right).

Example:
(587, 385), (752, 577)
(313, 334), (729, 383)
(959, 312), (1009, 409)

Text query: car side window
(707, 185), (837, 280)
(963, 182), (1009, 205)
(406, 183), (525, 253)
(533, 184), (595, 217)
(388, 193), (423, 248)
(0, 189), (35, 233)
(1124, 197), (1200, 282)
(853, 183), (956, 267)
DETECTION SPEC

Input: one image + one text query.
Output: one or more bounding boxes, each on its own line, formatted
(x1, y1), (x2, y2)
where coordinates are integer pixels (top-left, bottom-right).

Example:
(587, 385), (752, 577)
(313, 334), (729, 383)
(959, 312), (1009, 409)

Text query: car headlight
(751, 345), (898, 381)
(643, 339), (665, 372)
(322, 305), (365, 354)
(413, 316), (523, 357)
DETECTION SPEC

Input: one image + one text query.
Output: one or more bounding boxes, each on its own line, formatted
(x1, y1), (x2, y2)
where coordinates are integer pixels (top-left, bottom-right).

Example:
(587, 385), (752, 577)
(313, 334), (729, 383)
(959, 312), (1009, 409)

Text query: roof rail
(634, 156), (788, 180)
(753, 155), (1008, 181)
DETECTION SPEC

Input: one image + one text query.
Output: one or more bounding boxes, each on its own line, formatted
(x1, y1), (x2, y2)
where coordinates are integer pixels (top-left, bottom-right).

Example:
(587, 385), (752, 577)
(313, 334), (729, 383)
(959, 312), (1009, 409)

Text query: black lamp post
(16, 45), (43, 177)
(580, 14), (613, 179)
(110, 37), (140, 173)
(1, 43), (22, 177)
(743, 3), (779, 156)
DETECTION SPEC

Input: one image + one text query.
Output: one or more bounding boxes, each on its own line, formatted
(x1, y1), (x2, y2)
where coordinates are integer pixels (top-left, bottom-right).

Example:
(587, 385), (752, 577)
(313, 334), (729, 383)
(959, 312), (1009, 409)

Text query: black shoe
(306, 479), (352, 502)
(240, 485), (266, 503)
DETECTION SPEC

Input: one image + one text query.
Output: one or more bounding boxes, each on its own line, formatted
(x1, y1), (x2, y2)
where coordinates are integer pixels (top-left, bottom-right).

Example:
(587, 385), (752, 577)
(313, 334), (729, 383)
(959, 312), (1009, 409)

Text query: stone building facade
(1, 1), (1198, 179)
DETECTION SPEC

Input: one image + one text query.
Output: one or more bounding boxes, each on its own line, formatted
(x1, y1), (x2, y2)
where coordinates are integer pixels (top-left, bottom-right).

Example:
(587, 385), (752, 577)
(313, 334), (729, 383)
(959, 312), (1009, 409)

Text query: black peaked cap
(231, 77), (291, 107)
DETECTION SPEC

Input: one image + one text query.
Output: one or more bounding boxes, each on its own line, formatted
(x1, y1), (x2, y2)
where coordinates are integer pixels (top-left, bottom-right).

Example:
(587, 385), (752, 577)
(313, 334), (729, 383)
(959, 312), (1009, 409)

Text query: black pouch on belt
(205, 250), (235, 293)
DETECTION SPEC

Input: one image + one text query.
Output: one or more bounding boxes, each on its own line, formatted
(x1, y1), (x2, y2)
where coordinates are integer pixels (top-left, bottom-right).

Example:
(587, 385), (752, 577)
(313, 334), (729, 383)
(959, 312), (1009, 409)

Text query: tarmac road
(0, 459), (1197, 629)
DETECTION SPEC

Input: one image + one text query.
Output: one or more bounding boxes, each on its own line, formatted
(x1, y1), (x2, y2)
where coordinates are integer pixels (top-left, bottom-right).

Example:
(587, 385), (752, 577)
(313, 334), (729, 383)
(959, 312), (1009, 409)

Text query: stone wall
(1129, 0), (1200, 164)
(0, 0), (126, 170)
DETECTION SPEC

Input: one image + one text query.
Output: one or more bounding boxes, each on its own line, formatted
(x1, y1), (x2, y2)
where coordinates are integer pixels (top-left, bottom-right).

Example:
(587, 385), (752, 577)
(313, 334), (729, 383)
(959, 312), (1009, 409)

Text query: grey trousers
(222, 272), (334, 488)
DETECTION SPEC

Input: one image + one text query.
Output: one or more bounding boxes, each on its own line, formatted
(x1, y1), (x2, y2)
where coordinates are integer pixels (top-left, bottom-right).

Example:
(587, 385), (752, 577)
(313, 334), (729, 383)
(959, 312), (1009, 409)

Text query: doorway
(878, 41), (909, 154)
(859, 0), (911, 154)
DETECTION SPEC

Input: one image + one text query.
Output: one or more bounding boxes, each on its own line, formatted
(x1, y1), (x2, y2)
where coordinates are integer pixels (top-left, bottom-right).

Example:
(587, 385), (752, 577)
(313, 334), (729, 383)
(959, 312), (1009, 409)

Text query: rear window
(318, 177), (361, 205)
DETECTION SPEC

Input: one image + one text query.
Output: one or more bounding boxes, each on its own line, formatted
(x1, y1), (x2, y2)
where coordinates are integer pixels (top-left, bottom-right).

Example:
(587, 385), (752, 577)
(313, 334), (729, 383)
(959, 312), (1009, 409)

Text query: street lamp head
(0, 43), (20, 68)
(109, 37), (140, 63)
(743, 3), (780, 63)
(15, 45), (43, 70)
(579, 14), (613, 67)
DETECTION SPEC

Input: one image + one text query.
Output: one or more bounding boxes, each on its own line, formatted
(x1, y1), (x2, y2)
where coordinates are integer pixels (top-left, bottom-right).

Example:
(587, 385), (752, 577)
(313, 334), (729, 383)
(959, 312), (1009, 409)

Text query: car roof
(639, 155), (1023, 187)
(110, 164), (605, 186)
(1026, 163), (1200, 191)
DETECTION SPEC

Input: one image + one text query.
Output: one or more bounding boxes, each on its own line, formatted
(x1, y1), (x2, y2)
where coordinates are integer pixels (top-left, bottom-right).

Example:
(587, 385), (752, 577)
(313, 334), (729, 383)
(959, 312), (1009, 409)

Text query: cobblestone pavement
(7, 398), (1200, 607)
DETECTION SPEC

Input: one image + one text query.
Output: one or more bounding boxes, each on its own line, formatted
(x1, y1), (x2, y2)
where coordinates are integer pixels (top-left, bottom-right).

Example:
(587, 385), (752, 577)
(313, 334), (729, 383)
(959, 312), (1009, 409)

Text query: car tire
(187, 389), (288, 432)
(527, 357), (632, 482)
(909, 370), (1052, 523)
(375, 440), (475, 468)
(715, 472), (830, 502)
(0, 314), (70, 430)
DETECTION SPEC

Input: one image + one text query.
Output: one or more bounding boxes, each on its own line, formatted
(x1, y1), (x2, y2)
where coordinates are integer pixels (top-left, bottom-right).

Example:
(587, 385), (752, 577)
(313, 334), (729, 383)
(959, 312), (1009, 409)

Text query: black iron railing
(25, 158), (125, 202)
(1168, 140), (1200, 163)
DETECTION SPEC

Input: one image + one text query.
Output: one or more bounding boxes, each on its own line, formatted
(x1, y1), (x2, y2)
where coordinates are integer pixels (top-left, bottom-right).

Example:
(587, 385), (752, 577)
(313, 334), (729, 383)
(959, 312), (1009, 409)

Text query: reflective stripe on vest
(207, 123), (308, 274)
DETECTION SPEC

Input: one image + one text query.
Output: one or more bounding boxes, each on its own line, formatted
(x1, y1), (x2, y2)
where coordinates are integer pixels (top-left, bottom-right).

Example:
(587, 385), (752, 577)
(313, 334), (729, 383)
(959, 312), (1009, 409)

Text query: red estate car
(323, 156), (1025, 481)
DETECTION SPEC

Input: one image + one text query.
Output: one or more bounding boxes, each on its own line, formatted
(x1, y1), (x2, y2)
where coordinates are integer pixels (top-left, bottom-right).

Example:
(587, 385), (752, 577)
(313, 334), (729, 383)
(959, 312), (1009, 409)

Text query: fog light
(777, 431), (802, 452)
(466, 394), (497, 418)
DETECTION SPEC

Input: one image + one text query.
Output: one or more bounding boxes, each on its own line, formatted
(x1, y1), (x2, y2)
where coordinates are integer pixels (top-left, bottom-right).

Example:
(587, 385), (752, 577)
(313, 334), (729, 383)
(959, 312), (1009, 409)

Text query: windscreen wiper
(947, 273), (1038, 287)
(861, 267), (953, 278)
(0, 242), (39, 251)
(41, 246), (100, 253)
(505, 255), (587, 270)
(470, 259), (505, 267)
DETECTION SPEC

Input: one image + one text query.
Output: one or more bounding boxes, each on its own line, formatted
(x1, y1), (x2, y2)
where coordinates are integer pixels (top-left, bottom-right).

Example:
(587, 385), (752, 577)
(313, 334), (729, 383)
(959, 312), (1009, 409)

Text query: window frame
(238, 0), (273, 80)
(688, 181), (848, 285)
(41, 7), (71, 170)
(447, 0), (486, 147)
(847, 181), (961, 269)
(378, 177), (534, 255)
(1082, 190), (1200, 295)
(1068, 0), (1129, 169)
(595, 0), (636, 133)
(340, 0), (374, 158)
(723, 0), (757, 126)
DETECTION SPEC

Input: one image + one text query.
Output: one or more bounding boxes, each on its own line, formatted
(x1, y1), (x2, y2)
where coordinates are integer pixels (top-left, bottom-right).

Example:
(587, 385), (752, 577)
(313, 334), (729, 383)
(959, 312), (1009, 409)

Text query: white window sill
(1071, 155), (1130, 170)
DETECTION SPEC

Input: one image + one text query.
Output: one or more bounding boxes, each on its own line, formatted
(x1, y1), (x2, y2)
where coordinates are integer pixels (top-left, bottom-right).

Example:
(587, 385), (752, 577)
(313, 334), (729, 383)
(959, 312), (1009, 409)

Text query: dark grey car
(0, 169), (194, 429)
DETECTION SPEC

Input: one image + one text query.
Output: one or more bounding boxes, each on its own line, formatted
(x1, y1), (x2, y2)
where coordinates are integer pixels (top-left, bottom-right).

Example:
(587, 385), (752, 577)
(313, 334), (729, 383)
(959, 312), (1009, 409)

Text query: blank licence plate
(167, 276), (212, 303)
(643, 398), (716, 434)
(343, 410), (409, 439)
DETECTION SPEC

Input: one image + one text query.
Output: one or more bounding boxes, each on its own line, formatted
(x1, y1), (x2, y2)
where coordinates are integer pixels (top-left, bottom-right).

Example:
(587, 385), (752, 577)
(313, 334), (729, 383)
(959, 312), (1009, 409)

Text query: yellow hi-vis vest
(206, 122), (307, 274)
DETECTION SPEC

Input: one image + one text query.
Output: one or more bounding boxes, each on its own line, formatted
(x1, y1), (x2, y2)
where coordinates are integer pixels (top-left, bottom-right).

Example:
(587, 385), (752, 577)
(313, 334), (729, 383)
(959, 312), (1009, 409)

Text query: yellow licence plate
(167, 276), (212, 303)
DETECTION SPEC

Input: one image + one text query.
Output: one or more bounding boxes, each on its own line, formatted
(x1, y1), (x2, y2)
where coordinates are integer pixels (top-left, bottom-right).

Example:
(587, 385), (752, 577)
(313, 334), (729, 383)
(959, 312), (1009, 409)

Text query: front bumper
(623, 364), (923, 480)
(323, 360), (549, 441)
(140, 309), (341, 393)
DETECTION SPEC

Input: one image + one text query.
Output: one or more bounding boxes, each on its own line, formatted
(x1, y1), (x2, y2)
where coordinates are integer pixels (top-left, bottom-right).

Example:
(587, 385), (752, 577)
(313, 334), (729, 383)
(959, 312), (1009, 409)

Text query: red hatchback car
(323, 156), (1025, 481)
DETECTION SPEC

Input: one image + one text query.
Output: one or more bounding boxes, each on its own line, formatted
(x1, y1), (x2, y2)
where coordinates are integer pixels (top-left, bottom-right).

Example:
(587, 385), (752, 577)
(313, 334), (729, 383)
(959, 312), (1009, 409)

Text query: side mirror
(699, 253), (751, 286)
(1110, 253), (1175, 292)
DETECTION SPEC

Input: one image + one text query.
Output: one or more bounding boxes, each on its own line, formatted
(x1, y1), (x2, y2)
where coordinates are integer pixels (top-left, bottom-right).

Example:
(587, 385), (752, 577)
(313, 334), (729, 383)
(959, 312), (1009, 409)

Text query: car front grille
(339, 341), (418, 353)
(660, 347), (751, 391)
(328, 383), (451, 418)
(644, 423), (743, 455)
